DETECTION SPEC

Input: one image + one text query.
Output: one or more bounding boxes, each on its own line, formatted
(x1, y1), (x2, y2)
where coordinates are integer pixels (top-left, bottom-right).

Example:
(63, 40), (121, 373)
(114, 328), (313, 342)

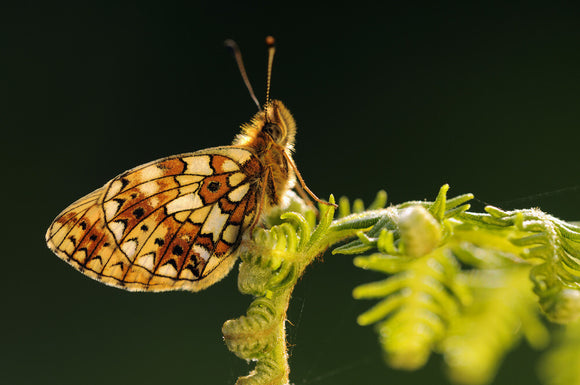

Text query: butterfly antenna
(264, 36), (276, 122)
(265, 36), (276, 107)
(224, 39), (261, 111)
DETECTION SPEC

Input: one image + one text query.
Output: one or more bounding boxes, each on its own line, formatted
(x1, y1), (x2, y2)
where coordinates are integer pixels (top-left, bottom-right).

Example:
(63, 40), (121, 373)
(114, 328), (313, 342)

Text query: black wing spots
(140, 224), (149, 232)
(109, 179), (184, 221)
(120, 177), (130, 190)
(79, 221), (87, 230)
(112, 218), (128, 237)
(178, 157), (188, 173)
(51, 202), (94, 244)
(130, 193), (138, 199)
(72, 219), (102, 256)
(96, 239), (131, 275)
(83, 232), (108, 268)
(147, 218), (190, 284)
(132, 207), (145, 219)
(119, 209), (175, 282)
(149, 201), (214, 283)
(207, 181), (220, 192)
(183, 264), (201, 279)
(103, 242), (110, 247)
(69, 235), (77, 246)
(172, 245), (184, 256)
(92, 255), (103, 265)
(89, 234), (98, 241)
(114, 198), (126, 208)
(162, 259), (178, 270)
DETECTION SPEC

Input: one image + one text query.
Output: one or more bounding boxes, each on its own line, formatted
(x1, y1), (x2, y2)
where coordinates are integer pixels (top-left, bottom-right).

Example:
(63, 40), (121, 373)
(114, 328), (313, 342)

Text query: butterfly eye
(263, 123), (284, 142)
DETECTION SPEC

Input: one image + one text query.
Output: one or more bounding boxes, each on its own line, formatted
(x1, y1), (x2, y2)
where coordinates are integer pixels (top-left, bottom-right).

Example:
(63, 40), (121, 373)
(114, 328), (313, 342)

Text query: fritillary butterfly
(45, 37), (329, 292)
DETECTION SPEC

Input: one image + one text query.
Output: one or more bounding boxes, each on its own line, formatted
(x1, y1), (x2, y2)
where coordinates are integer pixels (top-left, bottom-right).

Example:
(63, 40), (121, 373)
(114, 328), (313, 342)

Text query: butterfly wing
(46, 146), (264, 292)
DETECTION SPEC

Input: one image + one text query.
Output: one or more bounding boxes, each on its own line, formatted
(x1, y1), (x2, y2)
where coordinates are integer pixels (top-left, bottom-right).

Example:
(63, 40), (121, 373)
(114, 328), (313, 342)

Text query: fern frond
(465, 207), (580, 323)
(441, 268), (549, 385)
(539, 320), (580, 385)
(338, 185), (473, 370)
(354, 249), (470, 369)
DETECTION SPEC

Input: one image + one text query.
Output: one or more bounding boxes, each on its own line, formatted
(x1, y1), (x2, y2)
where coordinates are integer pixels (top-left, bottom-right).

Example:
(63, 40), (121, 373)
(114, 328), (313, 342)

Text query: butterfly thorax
(233, 100), (297, 208)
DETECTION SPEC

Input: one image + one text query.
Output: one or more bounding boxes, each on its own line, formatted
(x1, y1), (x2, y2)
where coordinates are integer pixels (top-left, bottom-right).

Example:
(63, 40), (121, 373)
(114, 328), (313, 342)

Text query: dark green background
(3, 2), (580, 385)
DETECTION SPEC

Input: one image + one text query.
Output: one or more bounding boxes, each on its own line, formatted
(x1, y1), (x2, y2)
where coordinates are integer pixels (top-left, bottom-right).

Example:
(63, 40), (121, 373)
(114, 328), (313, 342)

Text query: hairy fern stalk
(222, 185), (580, 385)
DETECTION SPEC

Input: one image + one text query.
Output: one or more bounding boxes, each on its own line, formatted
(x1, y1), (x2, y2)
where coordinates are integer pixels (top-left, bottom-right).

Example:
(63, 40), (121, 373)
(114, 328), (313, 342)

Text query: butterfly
(45, 37), (331, 292)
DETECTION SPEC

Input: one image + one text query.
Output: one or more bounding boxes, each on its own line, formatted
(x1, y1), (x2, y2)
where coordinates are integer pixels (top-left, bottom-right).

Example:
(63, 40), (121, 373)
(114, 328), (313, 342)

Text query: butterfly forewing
(46, 146), (263, 292)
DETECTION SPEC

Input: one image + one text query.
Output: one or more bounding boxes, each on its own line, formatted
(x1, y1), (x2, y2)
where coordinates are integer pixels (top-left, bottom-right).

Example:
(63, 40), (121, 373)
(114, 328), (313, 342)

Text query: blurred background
(3, 2), (580, 384)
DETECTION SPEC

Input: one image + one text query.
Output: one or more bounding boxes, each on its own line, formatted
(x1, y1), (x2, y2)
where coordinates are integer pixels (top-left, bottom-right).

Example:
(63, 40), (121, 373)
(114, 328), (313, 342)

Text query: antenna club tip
(266, 36), (275, 46)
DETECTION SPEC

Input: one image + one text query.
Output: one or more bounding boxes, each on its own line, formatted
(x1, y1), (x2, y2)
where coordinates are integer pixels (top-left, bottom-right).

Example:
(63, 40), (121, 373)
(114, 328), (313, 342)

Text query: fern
(539, 320), (580, 385)
(221, 185), (580, 385)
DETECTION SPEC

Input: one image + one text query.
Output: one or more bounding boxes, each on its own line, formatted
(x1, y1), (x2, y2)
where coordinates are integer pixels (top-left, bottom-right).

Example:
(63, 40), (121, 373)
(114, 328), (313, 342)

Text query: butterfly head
(234, 99), (296, 153)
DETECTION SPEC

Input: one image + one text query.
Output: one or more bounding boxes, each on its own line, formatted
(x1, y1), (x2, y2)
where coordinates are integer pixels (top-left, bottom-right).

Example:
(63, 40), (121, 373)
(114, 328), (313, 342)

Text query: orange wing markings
(109, 166), (243, 287)
(198, 185), (260, 279)
(46, 187), (132, 286)
(46, 147), (269, 292)
(145, 205), (213, 287)
(103, 175), (202, 235)
(104, 157), (188, 201)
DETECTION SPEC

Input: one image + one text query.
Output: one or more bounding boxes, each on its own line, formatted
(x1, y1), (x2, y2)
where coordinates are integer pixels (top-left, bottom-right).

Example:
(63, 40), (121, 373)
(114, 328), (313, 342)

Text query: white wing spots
(166, 193), (203, 215)
(105, 179), (124, 200)
(138, 164), (164, 181)
(223, 148), (253, 164)
(228, 183), (250, 202)
(223, 224), (240, 244)
(175, 174), (204, 186)
(228, 172), (246, 187)
(158, 262), (178, 277)
(104, 200), (122, 220)
(193, 245), (211, 261)
(121, 239), (138, 260)
(135, 252), (156, 271)
(109, 220), (127, 242)
(185, 155), (212, 175)
(201, 205), (229, 242)
(221, 158), (240, 172)
(138, 181), (159, 196)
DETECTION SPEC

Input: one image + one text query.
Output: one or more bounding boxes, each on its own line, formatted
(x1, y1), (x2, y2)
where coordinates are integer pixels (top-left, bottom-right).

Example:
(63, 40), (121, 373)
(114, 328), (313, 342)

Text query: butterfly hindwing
(46, 146), (263, 292)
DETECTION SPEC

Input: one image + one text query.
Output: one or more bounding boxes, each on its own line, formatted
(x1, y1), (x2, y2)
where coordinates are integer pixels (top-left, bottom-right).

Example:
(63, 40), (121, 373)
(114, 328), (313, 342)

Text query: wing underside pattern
(46, 147), (263, 292)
